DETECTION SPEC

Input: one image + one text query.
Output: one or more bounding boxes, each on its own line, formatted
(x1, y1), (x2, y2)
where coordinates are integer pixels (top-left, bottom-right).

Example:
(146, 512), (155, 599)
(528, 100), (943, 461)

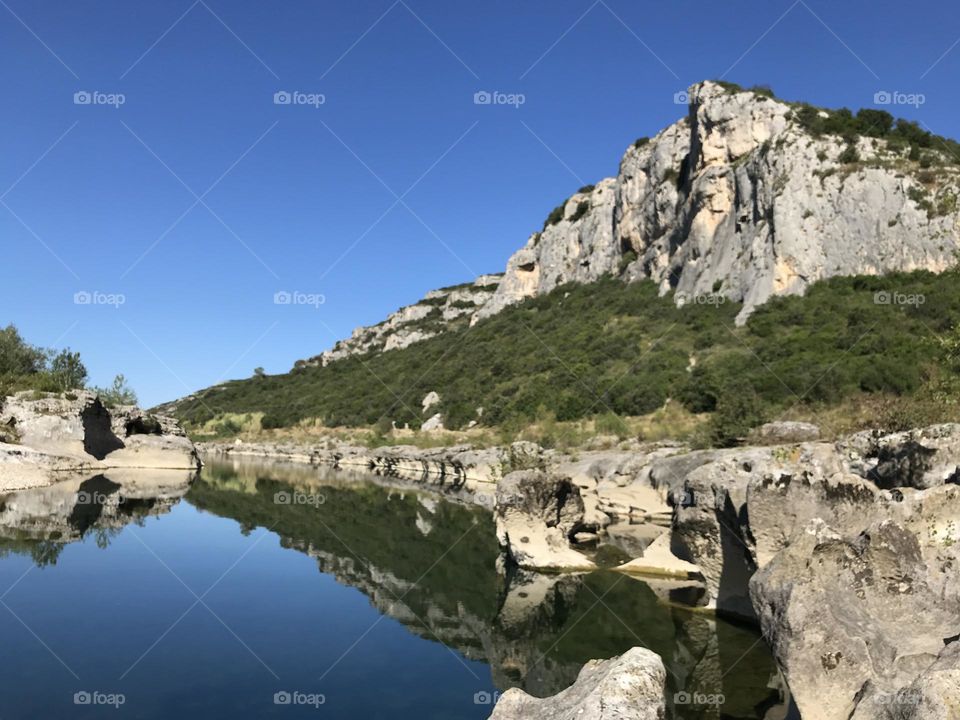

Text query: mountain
(296, 79), (960, 370)
(157, 81), (960, 434)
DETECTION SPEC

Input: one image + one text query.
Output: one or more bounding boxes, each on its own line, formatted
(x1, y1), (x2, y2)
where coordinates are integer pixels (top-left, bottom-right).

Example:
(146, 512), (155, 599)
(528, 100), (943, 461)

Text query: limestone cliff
(302, 80), (959, 367)
(477, 80), (959, 324)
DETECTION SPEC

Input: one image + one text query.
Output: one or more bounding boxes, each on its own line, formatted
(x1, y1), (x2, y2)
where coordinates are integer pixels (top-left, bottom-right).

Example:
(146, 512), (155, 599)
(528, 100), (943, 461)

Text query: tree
(0, 324), (46, 375)
(49, 350), (87, 391)
(253, 367), (266, 378)
(95, 374), (137, 407)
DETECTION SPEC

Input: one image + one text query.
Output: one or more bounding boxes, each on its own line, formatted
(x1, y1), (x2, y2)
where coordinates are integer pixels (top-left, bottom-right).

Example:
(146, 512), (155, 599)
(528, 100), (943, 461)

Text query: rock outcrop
(487, 647), (667, 720)
(478, 81), (959, 325)
(495, 470), (596, 571)
(294, 274), (501, 368)
(653, 424), (960, 719)
(0, 391), (201, 490)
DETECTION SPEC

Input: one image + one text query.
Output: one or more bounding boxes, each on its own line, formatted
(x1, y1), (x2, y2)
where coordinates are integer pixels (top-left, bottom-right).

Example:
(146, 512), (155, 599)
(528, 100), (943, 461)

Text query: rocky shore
(0, 391), (201, 491)
(199, 423), (960, 719)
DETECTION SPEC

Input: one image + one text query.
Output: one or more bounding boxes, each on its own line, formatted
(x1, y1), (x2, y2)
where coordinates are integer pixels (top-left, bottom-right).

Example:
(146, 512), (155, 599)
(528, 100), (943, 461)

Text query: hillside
(285, 79), (960, 371)
(158, 268), (960, 444)
(158, 79), (960, 441)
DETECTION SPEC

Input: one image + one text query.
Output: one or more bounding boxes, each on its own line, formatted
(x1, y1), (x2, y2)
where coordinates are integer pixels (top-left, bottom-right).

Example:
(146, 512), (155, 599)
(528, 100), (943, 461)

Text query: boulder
(488, 647), (666, 720)
(420, 413), (444, 432)
(615, 532), (702, 580)
(756, 421), (820, 443)
(421, 391), (441, 414)
(495, 471), (596, 571)
(0, 392), (200, 490)
(852, 643), (960, 720)
(752, 494), (960, 720)
(844, 424), (960, 490)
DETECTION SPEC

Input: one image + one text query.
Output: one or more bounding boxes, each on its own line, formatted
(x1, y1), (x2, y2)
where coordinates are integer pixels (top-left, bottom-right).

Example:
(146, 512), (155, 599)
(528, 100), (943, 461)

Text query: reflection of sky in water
(0, 462), (787, 719)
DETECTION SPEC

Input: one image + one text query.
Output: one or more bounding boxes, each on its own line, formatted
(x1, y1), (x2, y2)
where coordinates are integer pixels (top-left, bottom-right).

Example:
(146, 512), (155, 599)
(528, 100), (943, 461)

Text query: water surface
(0, 460), (787, 718)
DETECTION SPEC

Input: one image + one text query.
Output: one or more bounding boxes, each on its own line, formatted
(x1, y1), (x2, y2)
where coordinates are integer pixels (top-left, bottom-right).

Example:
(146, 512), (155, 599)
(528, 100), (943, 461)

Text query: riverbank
(199, 423), (960, 719)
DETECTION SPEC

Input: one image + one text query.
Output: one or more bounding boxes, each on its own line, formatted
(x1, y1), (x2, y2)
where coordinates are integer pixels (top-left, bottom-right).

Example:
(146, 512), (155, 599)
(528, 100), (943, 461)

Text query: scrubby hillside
(160, 80), (960, 442)
(159, 268), (960, 444)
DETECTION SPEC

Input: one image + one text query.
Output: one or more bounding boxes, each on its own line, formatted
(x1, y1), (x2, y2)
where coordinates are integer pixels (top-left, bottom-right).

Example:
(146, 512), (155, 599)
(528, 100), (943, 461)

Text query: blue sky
(2, 0), (958, 407)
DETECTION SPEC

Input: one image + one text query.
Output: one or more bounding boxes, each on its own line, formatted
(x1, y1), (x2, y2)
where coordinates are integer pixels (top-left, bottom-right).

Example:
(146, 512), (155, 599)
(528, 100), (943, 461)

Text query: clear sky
(2, 0), (958, 407)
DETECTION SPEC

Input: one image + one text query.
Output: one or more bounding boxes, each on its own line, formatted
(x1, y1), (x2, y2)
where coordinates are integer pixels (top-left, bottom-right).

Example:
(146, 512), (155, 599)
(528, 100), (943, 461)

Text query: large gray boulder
(488, 647), (666, 720)
(843, 423), (960, 489)
(751, 483), (960, 720)
(851, 643), (960, 720)
(495, 471), (596, 571)
(0, 392), (200, 490)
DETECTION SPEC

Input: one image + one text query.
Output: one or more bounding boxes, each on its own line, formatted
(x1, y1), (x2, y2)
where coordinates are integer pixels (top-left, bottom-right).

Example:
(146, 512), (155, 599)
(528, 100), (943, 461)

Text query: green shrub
(543, 202), (566, 229)
(569, 201), (590, 223)
(838, 143), (860, 164)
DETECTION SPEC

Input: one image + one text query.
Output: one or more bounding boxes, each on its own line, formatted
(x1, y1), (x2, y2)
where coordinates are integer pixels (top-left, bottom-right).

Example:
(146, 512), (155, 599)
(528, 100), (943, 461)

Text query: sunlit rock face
(0, 391), (200, 491)
(477, 80), (959, 325)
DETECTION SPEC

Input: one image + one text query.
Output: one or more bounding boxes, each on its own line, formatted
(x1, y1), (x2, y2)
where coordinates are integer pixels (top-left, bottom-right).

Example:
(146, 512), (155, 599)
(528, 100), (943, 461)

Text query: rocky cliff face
(295, 274), (501, 368)
(301, 80), (960, 368)
(478, 80), (959, 324)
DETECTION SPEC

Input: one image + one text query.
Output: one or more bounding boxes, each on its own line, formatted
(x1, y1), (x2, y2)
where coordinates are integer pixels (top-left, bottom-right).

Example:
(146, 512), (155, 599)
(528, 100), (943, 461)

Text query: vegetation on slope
(165, 268), (960, 446)
(0, 324), (137, 407)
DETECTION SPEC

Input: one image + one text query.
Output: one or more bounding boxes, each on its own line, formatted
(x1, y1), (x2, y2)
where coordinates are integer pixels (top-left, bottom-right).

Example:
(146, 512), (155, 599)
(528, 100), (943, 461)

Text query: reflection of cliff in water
(0, 470), (195, 566)
(192, 460), (791, 718)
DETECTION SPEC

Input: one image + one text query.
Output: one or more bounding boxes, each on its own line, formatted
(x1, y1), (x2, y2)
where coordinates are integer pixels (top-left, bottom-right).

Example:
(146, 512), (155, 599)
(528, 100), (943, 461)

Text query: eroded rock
(488, 647), (667, 720)
(495, 471), (596, 571)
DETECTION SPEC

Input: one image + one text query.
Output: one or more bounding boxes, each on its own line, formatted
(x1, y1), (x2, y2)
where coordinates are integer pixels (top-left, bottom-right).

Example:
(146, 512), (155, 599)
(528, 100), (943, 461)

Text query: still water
(0, 460), (788, 719)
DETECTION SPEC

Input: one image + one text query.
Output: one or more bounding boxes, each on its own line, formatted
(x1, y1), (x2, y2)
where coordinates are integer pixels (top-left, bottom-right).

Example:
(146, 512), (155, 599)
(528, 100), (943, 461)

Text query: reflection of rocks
(0, 469), (195, 563)
(489, 647), (666, 720)
(0, 391), (200, 491)
(198, 439), (549, 495)
(193, 460), (787, 715)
